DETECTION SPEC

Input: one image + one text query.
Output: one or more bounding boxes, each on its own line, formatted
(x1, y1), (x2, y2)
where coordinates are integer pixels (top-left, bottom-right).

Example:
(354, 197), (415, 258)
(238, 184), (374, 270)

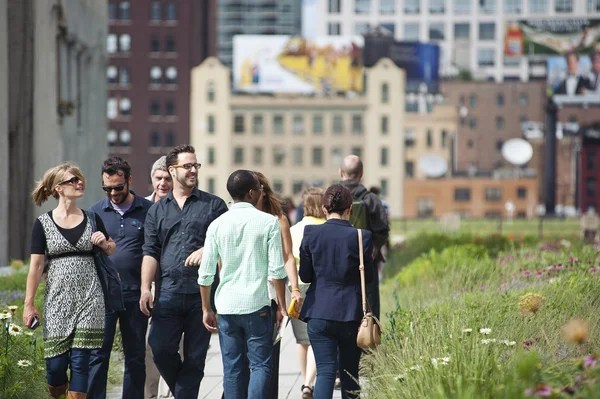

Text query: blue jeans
(307, 319), (362, 399)
(218, 305), (273, 399)
(88, 300), (148, 399)
(148, 292), (211, 399)
(46, 349), (91, 393)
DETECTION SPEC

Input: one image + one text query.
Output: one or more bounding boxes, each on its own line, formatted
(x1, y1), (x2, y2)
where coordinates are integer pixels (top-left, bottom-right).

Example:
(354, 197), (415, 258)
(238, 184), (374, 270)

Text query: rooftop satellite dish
(419, 154), (448, 178)
(501, 138), (533, 165)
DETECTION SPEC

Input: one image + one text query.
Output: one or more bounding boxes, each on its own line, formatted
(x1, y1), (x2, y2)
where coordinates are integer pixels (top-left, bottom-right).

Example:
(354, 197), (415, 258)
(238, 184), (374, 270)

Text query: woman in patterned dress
(23, 163), (116, 399)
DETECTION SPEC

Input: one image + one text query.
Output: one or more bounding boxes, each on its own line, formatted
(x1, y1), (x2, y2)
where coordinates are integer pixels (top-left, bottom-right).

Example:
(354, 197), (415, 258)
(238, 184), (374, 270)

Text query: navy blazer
(299, 219), (374, 323)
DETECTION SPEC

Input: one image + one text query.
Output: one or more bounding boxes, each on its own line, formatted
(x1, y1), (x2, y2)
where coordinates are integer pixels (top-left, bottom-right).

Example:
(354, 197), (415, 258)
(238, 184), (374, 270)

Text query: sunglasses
(251, 185), (264, 193)
(172, 163), (202, 171)
(58, 176), (81, 186)
(102, 184), (126, 193)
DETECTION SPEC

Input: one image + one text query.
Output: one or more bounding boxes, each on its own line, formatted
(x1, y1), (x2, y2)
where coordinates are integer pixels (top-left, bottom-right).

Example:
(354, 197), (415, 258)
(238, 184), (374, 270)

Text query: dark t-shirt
(31, 211), (109, 254)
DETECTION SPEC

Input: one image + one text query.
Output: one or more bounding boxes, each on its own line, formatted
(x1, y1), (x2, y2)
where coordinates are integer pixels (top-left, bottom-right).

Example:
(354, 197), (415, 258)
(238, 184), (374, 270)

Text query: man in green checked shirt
(198, 170), (288, 398)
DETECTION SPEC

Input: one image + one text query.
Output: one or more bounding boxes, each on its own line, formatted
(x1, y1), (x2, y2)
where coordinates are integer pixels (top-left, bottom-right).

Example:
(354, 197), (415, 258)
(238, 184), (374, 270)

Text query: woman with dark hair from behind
(299, 184), (374, 399)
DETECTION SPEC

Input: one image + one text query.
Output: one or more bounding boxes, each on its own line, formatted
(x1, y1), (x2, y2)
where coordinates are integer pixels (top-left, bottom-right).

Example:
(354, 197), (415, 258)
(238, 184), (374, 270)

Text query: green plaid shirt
(198, 202), (287, 315)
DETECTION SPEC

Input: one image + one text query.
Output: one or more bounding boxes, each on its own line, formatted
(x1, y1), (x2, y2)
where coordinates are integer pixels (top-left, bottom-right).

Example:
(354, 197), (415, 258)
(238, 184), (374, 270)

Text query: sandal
(301, 384), (314, 398)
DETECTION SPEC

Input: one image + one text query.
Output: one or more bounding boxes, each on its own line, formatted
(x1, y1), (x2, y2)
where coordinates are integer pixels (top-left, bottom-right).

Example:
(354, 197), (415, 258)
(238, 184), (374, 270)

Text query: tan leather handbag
(356, 229), (383, 350)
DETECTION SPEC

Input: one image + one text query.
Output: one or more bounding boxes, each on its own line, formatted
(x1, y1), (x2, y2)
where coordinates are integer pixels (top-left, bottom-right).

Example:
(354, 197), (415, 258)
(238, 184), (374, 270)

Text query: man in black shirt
(140, 145), (228, 398)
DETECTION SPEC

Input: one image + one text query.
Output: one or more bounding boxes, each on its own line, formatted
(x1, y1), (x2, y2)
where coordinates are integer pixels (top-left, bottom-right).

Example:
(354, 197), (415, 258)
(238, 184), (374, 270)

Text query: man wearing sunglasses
(141, 144), (228, 398)
(88, 157), (154, 399)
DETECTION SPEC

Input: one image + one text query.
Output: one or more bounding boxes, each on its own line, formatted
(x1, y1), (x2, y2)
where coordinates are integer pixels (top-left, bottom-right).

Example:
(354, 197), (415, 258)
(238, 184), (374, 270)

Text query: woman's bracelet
(292, 288), (300, 293)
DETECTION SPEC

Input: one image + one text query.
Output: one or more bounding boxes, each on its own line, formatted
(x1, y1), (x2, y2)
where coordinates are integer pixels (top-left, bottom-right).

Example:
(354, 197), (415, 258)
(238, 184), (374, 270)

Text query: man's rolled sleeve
(198, 226), (219, 286)
(142, 208), (161, 261)
(267, 218), (287, 280)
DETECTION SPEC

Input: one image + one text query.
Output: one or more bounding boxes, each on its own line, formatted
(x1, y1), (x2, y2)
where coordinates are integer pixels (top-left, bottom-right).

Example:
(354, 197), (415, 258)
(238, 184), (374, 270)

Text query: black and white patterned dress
(36, 213), (105, 358)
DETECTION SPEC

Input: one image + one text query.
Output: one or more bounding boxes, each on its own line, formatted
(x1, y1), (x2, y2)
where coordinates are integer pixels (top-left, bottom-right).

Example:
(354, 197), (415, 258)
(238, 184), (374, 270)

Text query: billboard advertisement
(233, 35), (364, 94)
(363, 36), (440, 93)
(504, 19), (600, 57)
(547, 52), (600, 99)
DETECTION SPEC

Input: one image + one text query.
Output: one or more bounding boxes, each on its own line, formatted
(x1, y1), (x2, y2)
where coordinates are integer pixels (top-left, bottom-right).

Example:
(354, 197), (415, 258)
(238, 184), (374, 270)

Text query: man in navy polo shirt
(88, 156), (153, 399)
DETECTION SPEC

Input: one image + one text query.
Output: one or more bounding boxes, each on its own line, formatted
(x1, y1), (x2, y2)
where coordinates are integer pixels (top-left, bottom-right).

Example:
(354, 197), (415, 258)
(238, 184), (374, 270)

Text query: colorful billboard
(363, 36), (440, 93)
(233, 35), (364, 94)
(504, 19), (600, 57)
(547, 52), (600, 99)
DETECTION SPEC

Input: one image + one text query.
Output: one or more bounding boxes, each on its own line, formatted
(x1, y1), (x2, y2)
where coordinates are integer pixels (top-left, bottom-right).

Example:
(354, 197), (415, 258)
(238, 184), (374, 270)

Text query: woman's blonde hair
(31, 162), (86, 207)
(253, 171), (284, 217)
(302, 187), (325, 218)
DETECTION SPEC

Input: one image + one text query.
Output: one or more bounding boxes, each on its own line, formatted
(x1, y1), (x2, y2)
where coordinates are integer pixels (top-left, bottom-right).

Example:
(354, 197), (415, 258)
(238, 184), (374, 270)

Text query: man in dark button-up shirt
(140, 145), (228, 398)
(88, 157), (153, 399)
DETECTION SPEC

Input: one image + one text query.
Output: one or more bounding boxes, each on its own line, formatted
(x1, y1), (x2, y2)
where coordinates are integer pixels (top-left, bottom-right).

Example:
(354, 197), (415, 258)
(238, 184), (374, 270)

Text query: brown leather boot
(48, 383), (68, 399)
(66, 391), (86, 399)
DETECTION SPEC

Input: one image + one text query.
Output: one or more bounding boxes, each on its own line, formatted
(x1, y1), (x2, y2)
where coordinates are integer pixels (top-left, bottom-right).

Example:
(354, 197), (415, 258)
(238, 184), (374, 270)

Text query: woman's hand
(91, 231), (108, 249)
(291, 289), (304, 313)
(23, 304), (40, 328)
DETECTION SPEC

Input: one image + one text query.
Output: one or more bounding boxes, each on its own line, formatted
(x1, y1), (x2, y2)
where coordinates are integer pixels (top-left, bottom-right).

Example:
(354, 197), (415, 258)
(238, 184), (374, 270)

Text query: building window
(380, 147), (389, 166)
(429, 0), (445, 13)
(405, 161), (414, 177)
(108, 2), (117, 20)
(293, 180), (304, 195)
(150, 35), (160, 52)
(352, 115), (363, 135)
(441, 130), (448, 147)
(165, 131), (175, 147)
(405, 129), (416, 147)
(150, 2), (161, 21)
(119, 1), (131, 20)
(351, 146), (362, 158)
(328, 0), (341, 13)
(119, 130), (131, 146)
(107, 34), (118, 53)
(252, 115), (264, 134)
(426, 130), (433, 147)
(479, 0), (496, 13)
(119, 34), (131, 52)
(467, 139), (474, 148)
(355, 23), (371, 35)
(119, 67), (130, 85)
(292, 147), (303, 166)
(165, 67), (177, 84)
(107, 66), (118, 84)
(587, 178), (596, 198)
(166, 2), (177, 21)
(587, 152), (596, 170)
(469, 94), (477, 107)
(312, 147), (323, 166)
(253, 147), (263, 166)
(379, 23), (395, 35)
(150, 66), (162, 84)
(479, 23), (496, 40)
(208, 147), (215, 165)
(404, 0), (420, 14)
(150, 131), (160, 147)
(207, 115), (215, 134)
(273, 179), (283, 194)
(380, 179), (388, 197)
(379, 0), (395, 14)
(207, 178), (215, 194)
(328, 23), (341, 35)
(454, 188), (471, 201)
(165, 100), (175, 116)
(588, 0), (600, 12)
(381, 83), (389, 103)
(429, 23), (445, 41)
(496, 116), (505, 130)
(555, 0), (573, 12)
(485, 187), (503, 202)
(313, 115), (323, 135)
(404, 23), (420, 40)
(234, 115), (245, 133)
(273, 115), (284, 135)
(454, 0), (470, 13)
(333, 115), (344, 135)
(478, 48), (495, 66)
(530, 0), (548, 12)
(417, 198), (434, 218)
(234, 147), (244, 165)
(454, 23), (470, 40)
(355, 0), (370, 14)
(207, 82), (215, 103)
(505, 0), (522, 13)
(497, 94), (504, 106)
(117, 98), (130, 116)
(166, 36), (176, 52)
(331, 146), (344, 167)
(517, 187), (527, 198)
(381, 116), (389, 135)
(293, 115), (304, 135)
(273, 146), (285, 165)
(150, 100), (160, 116)
(469, 118), (477, 129)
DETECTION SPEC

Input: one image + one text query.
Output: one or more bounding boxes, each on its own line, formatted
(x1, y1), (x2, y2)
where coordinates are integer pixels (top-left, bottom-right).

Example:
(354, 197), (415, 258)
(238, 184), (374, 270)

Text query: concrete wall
(0, 0), (8, 265)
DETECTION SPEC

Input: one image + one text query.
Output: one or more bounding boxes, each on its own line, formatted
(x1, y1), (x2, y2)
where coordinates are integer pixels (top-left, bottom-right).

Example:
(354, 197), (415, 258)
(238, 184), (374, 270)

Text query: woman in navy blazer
(299, 184), (374, 399)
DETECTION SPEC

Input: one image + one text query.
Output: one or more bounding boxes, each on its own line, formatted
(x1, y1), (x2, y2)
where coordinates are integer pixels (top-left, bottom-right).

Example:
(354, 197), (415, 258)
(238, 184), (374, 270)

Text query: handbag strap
(358, 229), (367, 315)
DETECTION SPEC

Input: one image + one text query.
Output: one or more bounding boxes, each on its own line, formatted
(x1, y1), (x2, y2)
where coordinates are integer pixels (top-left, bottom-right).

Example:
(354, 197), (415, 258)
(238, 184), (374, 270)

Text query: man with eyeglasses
(88, 156), (154, 399)
(140, 144), (228, 398)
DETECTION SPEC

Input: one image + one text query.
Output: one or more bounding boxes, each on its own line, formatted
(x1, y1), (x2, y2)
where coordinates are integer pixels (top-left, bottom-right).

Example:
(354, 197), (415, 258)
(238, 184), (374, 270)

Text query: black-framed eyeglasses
(250, 185), (264, 193)
(172, 163), (202, 171)
(58, 176), (81, 186)
(102, 183), (126, 193)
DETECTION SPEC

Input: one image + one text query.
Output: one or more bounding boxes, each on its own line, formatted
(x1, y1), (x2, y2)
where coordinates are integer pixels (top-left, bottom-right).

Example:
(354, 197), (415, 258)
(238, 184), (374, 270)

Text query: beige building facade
(191, 57), (405, 217)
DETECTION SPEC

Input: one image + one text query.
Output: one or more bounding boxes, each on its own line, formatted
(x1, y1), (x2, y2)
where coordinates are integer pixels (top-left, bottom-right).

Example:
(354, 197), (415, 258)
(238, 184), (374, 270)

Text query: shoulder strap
(355, 187), (369, 201)
(358, 229), (367, 315)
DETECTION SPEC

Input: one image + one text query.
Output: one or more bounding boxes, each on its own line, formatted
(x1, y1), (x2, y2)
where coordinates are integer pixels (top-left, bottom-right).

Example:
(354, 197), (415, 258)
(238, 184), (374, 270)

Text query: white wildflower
(441, 357), (450, 363)
(0, 313), (10, 320)
(462, 328), (473, 333)
(17, 360), (32, 368)
(479, 328), (492, 335)
(481, 339), (490, 345)
(8, 324), (22, 336)
(431, 358), (438, 368)
(409, 365), (421, 371)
